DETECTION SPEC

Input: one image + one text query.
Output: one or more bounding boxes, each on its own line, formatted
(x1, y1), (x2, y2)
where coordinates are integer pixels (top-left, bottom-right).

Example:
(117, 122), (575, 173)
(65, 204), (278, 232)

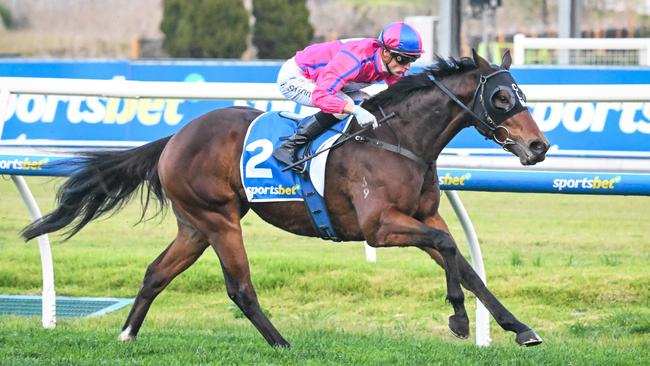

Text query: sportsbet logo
(552, 176), (621, 191)
(0, 157), (49, 171)
(246, 184), (300, 196)
(438, 173), (471, 186)
(2, 76), (183, 126)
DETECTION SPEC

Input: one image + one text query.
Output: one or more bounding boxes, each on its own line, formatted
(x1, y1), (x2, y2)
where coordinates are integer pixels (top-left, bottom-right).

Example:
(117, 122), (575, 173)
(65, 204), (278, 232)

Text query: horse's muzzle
(507, 137), (549, 166)
(521, 138), (549, 165)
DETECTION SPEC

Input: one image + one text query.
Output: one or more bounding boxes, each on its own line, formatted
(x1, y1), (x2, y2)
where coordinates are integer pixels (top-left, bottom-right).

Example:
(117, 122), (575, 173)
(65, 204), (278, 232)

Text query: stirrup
(272, 146), (305, 174)
(272, 147), (295, 165)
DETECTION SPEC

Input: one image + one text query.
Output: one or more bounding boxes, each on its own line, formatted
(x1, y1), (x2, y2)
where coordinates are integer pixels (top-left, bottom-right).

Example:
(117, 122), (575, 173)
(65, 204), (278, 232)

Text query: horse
(22, 50), (549, 347)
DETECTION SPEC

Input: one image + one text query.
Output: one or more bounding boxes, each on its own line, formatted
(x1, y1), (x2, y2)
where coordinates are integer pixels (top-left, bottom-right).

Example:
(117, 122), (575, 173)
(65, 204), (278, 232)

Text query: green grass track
(0, 177), (648, 365)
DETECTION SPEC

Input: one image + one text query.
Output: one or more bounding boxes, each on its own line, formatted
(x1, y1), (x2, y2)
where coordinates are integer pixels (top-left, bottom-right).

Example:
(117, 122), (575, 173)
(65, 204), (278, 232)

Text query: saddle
(240, 111), (353, 240)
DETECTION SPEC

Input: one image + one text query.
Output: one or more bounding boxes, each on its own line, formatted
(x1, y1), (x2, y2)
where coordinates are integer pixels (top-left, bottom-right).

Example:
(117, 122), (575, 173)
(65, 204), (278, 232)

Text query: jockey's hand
(351, 105), (378, 129)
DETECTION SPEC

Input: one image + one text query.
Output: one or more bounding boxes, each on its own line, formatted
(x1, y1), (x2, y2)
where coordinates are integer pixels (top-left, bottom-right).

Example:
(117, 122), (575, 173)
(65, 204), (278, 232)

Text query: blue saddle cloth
(240, 111), (352, 202)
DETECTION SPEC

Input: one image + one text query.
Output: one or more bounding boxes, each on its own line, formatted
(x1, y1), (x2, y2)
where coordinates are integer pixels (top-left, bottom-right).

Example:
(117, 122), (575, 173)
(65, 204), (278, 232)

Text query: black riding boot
(272, 112), (340, 170)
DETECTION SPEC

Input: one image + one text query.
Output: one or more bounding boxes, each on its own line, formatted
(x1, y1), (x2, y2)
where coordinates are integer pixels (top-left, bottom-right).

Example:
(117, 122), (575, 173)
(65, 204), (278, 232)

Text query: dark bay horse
(22, 50), (549, 347)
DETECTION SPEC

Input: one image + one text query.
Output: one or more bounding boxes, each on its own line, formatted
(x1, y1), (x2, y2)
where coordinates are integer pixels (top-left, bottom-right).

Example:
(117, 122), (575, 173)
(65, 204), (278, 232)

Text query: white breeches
(277, 57), (370, 119)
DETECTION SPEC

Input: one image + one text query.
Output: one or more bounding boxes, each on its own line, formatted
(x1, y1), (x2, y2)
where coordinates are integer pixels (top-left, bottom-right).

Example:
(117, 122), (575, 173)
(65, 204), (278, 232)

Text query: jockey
(272, 21), (424, 169)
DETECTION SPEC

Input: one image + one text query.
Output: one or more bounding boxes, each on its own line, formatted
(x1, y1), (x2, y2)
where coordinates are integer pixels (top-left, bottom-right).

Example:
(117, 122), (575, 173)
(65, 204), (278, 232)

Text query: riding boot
(273, 112), (340, 170)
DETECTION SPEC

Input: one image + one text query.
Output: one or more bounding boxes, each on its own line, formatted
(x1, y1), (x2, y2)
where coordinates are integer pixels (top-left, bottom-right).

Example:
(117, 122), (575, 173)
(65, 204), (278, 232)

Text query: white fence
(513, 33), (650, 66)
(4, 76), (650, 102)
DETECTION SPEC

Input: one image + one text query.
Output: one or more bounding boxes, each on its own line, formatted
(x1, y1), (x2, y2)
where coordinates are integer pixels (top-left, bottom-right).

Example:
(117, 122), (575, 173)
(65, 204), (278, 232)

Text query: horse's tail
(21, 135), (173, 241)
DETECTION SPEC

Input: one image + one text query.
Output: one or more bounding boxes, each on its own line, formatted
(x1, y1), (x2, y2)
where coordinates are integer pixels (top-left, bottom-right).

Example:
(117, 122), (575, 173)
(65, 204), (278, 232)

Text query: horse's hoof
(448, 314), (470, 339)
(118, 334), (136, 342)
(516, 329), (543, 347)
(272, 340), (291, 348)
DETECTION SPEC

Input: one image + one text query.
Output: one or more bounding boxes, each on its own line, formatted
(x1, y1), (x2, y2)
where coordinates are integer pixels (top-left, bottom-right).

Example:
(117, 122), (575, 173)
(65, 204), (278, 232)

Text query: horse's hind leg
(187, 203), (290, 348)
(119, 222), (209, 341)
(422, 213), (543, 346)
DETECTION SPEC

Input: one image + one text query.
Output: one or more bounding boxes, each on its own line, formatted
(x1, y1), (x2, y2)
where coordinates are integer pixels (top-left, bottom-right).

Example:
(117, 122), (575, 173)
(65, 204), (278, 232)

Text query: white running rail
(513, 33), (650, 66)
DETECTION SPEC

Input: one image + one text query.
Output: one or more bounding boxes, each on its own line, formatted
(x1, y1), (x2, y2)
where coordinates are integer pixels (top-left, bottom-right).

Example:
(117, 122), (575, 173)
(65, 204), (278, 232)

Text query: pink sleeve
(311, 51), (362, 114)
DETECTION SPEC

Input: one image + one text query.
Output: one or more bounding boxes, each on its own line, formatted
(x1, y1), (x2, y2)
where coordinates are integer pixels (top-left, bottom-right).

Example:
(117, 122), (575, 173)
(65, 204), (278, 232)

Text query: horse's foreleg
(422, 213), (543, 346)
(119, 223), (208, 341)
(370, 208), (469, 339)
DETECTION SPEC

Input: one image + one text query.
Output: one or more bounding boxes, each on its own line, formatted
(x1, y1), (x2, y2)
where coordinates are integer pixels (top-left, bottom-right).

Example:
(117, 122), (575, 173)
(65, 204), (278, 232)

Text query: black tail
(21, 135), (173, 241)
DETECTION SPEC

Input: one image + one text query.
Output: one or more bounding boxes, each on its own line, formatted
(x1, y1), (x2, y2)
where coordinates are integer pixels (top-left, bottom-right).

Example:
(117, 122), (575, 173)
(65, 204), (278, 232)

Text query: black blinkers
(471, 70), (528, 137)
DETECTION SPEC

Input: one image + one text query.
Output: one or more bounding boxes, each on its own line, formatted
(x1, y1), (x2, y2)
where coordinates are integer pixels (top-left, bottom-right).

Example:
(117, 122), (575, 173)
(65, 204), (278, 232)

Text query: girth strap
(296, 170), (340, 242)
(354, 135), (430, 167)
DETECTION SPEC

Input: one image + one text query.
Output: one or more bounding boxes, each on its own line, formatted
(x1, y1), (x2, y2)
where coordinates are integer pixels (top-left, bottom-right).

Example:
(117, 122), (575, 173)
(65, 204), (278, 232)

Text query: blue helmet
(377, 22), (424, 56)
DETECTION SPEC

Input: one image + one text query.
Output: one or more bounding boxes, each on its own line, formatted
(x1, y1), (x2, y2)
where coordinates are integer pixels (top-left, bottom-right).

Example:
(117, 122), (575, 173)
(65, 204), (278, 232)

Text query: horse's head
(470, 49), (549, 165)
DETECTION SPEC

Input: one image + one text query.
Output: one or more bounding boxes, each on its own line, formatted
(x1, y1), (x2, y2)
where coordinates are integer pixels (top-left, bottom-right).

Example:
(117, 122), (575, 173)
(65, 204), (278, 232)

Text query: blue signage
(3, 152), (649, 196)
(437, 168), (650, 195)
(0, 60), (299, 146)
(0, 154), (74, 176)
(0, 60), (649, 159)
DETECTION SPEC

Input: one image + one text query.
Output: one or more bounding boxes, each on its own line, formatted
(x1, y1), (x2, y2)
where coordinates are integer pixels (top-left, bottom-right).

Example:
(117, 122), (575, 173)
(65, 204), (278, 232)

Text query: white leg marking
(118, 326), (134, 341)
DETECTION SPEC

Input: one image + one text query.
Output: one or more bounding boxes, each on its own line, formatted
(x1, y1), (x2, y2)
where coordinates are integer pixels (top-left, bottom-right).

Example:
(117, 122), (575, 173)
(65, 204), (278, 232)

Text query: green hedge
(0, 3), (13, 29)
(252, 0), (314, 59)
(160, 0), (249, 58)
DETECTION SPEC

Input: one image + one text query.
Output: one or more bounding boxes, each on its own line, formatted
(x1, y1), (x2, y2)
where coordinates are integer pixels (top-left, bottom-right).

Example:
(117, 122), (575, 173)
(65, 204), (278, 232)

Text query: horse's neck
(392, 72), (478, 163)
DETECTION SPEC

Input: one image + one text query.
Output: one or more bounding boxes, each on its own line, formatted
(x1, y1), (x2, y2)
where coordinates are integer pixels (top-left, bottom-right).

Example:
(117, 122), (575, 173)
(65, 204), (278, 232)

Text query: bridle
(426, 68), (528, 148)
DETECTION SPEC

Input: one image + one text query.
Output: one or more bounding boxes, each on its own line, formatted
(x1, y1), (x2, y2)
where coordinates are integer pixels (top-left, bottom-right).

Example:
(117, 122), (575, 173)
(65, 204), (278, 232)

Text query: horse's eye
(492, 89), (515, 112)
(494, 94), (509, 105)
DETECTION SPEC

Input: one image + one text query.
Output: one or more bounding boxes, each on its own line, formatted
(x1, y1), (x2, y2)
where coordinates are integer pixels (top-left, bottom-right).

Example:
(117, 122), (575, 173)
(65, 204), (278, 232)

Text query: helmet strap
(380, 47), (394, 76)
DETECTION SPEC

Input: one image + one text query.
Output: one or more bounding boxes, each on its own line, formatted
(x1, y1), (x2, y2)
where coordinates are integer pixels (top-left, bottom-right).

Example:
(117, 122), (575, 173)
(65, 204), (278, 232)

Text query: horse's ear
(501, 49), (512, 70)
(472, 48), (492, 74)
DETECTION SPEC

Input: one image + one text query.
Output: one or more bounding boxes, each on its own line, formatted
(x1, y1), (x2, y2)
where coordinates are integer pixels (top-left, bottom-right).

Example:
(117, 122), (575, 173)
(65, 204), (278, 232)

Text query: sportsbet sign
(437, 169), (649, 195)
(1, 60), (649, 159)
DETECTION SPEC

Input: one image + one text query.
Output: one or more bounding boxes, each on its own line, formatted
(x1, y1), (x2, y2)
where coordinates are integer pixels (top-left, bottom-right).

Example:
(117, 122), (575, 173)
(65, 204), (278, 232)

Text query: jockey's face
(380, 48), (414, 77)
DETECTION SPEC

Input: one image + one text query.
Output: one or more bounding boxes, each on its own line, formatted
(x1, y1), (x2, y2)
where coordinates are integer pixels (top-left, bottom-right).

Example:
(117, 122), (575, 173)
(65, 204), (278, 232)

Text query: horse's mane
(364, 56), (477, 110)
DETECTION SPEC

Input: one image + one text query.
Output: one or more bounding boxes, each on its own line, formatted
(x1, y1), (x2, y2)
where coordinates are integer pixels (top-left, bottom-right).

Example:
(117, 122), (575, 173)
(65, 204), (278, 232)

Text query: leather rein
(354, 69), (523, 167)
(284, 69), (521, 172)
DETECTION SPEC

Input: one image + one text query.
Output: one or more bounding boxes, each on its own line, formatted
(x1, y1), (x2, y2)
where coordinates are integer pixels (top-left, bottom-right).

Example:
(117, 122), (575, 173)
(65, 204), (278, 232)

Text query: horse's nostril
(529, 139), (548, 154)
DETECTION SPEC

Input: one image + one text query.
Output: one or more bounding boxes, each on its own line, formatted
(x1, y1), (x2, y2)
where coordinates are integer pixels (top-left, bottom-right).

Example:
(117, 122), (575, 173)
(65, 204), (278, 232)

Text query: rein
(352, 105), (429, 167)
(281, 112), (397, 172)
(282, 109), (430, 172)
(284, 68), (524, 172)
(355, 69), (524, 166)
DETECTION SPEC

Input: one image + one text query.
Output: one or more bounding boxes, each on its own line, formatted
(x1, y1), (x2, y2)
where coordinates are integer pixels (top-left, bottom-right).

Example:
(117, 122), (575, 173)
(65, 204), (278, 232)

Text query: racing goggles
(391, 52), (420, 65)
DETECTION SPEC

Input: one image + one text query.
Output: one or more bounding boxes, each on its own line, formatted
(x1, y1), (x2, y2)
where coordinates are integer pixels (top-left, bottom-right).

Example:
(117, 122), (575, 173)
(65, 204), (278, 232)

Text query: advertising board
(1, 60), (649, 159)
